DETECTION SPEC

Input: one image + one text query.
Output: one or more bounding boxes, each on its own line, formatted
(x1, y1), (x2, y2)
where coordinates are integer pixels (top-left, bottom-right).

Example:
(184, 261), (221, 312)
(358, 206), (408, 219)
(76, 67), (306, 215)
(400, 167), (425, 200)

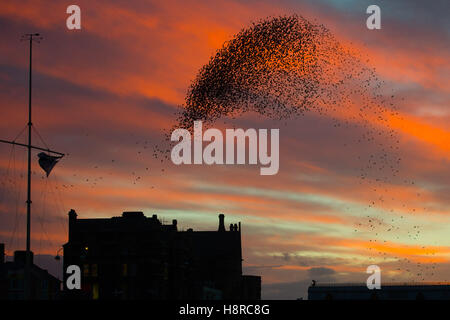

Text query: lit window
(92, 283), (99, 300)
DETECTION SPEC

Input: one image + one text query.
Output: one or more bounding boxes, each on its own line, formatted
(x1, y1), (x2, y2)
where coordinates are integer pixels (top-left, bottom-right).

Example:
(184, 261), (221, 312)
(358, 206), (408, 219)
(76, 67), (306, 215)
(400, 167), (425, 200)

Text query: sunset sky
(0, 0), (449, 299)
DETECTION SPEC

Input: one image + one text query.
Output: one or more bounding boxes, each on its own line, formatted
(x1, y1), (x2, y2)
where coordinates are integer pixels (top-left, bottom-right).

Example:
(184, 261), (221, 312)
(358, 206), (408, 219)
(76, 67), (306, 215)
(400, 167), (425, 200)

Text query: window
(92, 283), (99, 300)
(83, 264), (90, 276)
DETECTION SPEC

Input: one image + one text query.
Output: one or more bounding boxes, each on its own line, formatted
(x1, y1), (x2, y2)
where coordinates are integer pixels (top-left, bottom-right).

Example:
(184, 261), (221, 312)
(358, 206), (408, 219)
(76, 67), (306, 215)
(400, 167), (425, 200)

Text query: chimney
(218, 214), (225, 232)
(0, 243), (4, 264)
(14, 250), (33, 266)
(68, 209), (77, 241)
(69, 208), (77, 220)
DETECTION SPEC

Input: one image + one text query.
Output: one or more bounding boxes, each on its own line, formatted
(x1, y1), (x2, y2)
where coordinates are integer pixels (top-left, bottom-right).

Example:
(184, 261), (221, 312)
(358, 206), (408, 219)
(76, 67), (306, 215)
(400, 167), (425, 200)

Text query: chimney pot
(218, 214), (225, 232)
(68, 209), (77, 219)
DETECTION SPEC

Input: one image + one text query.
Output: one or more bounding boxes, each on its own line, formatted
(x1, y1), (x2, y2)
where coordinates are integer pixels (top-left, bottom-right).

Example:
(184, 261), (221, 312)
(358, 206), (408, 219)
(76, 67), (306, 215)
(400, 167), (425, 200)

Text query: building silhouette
(0, 244), (60, 300)
(308, 282), (450, 300)
(63, 210), (261, 300)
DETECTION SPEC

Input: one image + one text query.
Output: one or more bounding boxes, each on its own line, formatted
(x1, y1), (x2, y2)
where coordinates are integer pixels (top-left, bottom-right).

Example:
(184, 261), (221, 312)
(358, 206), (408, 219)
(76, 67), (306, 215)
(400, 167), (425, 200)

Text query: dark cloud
(307, 266), (336, 279)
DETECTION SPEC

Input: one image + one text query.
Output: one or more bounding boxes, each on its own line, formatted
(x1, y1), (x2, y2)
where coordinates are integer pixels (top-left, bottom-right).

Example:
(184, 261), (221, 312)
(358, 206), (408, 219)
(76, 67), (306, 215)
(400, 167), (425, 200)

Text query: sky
(0, 0), (449, 299)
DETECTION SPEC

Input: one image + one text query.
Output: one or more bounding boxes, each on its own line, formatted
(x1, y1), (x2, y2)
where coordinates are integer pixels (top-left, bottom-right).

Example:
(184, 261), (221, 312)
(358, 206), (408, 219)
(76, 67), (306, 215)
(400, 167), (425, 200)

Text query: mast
(22, 33), (43, 300)
(0, 33), (64, 300)
(24, 33), (38, 300)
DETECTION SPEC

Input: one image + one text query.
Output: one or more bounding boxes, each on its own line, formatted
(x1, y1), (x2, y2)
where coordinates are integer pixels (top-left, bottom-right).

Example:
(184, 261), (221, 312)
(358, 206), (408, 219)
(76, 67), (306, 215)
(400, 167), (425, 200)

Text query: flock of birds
(165, 15), (436, 281)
